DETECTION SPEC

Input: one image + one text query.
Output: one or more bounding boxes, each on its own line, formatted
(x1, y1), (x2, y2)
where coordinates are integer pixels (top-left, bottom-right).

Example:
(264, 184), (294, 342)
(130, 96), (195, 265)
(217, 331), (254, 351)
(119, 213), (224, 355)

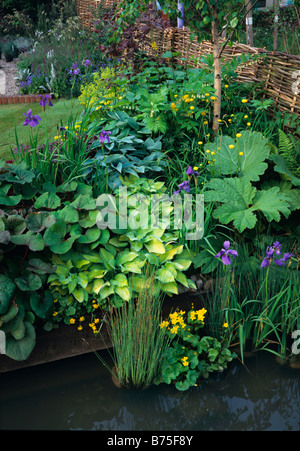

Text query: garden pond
(1, 349), (299, 431)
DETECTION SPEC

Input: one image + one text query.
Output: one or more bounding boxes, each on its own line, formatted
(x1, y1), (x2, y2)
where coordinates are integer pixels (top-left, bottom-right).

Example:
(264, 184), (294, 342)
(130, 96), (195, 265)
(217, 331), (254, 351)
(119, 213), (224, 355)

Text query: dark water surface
(0, 350), (299, 431)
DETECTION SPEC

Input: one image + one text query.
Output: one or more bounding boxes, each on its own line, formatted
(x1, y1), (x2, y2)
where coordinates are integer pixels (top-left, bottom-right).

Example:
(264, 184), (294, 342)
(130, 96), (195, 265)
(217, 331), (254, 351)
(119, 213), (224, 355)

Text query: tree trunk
(245, 0), (254, 47)
(211, 14), (221, 135)
(273, 0), (279, 51)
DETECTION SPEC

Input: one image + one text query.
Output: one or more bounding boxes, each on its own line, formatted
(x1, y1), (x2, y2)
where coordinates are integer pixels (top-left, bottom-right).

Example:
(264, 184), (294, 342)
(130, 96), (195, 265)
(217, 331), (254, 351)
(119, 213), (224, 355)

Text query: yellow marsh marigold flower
(78, 325), (83, 331)
(229, 144), (235, 149)
(181, 356), (189, 367)
(70, 318), (75, 324)
(241, 99), (248, 103)
(247, 122), (251, 126)
(190, 106), (195, 110)
(53, 311), (58, 316)
(223, 322), (228, 328)
(239, 152), (244, 156)
(244, 115), (248, 118)
(236, 133), (242, 138)
(205, 93), (210, 97)
(196, 308), (207, 322)
(225, 84), (229, 88)
(79, 316), (85, 322)
(198, 141), (203, 145)
(210, 96), (217, 100)
(170, 325), (179, 334)
(206, 149), (210, 153)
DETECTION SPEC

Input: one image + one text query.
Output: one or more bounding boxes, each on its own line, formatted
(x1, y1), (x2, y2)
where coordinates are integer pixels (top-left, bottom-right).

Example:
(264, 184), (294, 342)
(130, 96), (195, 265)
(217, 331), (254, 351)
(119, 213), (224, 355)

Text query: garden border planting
(76, 0), (300, 117)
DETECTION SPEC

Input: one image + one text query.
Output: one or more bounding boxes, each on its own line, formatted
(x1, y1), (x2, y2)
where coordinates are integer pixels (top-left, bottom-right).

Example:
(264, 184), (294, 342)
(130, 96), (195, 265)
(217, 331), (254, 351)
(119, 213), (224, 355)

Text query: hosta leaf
(114, 286), (131, 301)
(122, 261), (142, 274)
(161, 282), (178, 295)
(116, 251), (139, 266)
(155, 268), (175, 283)
(53, 205), (79, 223)
(144, 237), (165, 254)
(77, 227), (101, 244)
(204, 131), (270, 181)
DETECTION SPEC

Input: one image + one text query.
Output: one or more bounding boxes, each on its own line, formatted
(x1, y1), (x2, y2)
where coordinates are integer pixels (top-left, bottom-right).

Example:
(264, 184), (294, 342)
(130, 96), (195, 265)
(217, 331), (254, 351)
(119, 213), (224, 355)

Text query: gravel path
(0, 56), (20, 96)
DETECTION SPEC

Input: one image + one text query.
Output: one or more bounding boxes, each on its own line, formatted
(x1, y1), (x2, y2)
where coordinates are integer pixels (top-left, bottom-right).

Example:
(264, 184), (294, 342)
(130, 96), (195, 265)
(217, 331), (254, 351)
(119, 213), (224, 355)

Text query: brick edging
(0, 95), (42, 105)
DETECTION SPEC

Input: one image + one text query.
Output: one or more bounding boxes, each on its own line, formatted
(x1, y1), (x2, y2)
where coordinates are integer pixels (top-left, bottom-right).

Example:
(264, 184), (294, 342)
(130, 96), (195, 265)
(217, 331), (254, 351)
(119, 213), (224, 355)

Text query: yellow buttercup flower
(205, 93), (210, 97)
(223, 322), (228, 328)
(211, 151), (215, 155)
(241, 99), (248, 103)
(206, 149), (210, 153)
(236, 133), (242, 138)
(210, 96), (217, 100)
(239, 152), (244, 156)
(244, 115), (248, 118)
(229, 144), (235, 149)
(193, 166), (199, 171)
(247, 122), (251, 126)
(225, 84), (229, 88)
(198, 141), (203, 145)
(190, 106), (195, 110)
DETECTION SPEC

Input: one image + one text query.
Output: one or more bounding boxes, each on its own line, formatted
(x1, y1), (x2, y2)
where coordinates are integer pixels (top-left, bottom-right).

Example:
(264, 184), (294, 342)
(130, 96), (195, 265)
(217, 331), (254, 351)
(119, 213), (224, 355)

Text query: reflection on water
(0, 350), (299, 431)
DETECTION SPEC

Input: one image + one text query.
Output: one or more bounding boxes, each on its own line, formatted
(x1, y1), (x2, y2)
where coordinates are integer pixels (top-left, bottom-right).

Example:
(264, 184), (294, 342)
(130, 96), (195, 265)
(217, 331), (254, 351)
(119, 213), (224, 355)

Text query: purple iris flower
(261, 240), (293, 268)
(186, 166), (199, 177)
(214, 241), (238, 265)
(261, 246), (275, 268)
(174, 180), (190, 195)
(23, 109), (42, 127)
(99, 127), (111, 143)
(83, 59), (91, 67)
(274, 252), (294, 267)
(40, 94), (53, 110)
(68, 63), (80, 76)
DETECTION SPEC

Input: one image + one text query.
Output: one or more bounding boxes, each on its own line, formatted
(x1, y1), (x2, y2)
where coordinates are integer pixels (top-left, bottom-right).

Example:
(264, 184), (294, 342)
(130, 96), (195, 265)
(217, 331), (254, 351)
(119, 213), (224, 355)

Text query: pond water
(0, 350), (299, 432)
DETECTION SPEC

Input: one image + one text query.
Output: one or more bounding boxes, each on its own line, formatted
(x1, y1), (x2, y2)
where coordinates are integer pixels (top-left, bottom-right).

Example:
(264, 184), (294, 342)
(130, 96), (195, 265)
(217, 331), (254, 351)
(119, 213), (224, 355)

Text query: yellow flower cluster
(189, 307), (207, 322)
(181, 356), (189, 367)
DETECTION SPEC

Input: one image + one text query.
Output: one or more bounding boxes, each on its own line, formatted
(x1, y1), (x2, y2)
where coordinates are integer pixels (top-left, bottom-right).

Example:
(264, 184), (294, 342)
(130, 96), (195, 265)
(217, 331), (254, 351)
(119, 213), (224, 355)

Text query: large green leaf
(44, 220), (77, 254)
(204, 130), (270, 181)
(15, 273), (42, 291)
(205, 177), (291, 232)
(26, 211), (56, 232)
(205, 177), (257, 232)
(5, 321), (36, 361)
(10, 231), (45, 251)
(0, 184), (22, 206)
(34, 192), (61, 210)
(0, 275), (15, 315)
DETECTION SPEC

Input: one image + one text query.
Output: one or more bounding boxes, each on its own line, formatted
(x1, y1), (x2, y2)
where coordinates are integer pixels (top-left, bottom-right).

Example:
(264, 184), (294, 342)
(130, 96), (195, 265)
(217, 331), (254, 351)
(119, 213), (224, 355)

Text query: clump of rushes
(94, 270), (172, 389)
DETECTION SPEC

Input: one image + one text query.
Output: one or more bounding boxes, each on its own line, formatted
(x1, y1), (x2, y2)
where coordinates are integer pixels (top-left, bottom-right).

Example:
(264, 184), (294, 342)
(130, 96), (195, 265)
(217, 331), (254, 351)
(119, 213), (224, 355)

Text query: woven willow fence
(77, 0), (300, 116)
